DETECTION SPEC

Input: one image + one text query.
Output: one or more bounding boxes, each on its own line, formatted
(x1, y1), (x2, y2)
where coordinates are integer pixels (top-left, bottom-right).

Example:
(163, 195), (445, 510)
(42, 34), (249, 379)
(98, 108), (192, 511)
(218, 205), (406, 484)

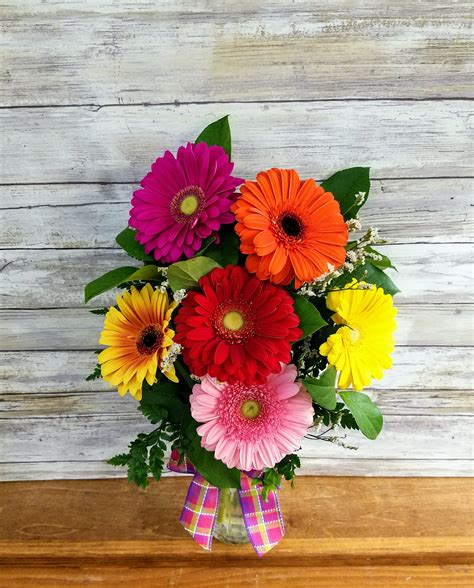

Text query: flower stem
(174, 357), (194, 390)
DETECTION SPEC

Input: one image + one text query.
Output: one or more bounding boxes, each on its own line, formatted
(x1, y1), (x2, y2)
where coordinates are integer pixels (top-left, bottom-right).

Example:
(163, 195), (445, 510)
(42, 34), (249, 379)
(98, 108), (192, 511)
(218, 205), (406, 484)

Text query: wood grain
(0, 478), (472, 588)
(1, 1), (472, 106)
(1, 413), (471, 463)
(2, 389), (472, 418)
(2, 178), (472, 248)
(2, 347), (471, 393)
(3, 304), (472, 350)
(2, 458), (473, 482)
(1, 565), (472, 588)
(1, 101), (472, 183)
(1, 244), (472, 309)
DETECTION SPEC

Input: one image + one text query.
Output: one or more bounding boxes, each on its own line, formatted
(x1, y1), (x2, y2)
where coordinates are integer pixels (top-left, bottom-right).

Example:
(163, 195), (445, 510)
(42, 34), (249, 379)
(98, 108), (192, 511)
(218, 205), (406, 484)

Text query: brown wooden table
(0, 477), (473, 587)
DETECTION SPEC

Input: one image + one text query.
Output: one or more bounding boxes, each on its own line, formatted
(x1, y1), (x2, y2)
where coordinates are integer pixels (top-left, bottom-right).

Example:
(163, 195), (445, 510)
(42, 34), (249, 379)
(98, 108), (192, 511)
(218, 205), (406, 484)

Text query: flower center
(213, 299), (255, 343)
(180, 194), (199, 216)
(217, 382), (283, 442)
(272, 211), (305, 247)
(171, 185), (205, 223)
(136, 325), (163, 355)
(241, 399), (261, 419)
(349, 328), (360, 343)
(222, 310), (244, 331)
(280, 214), (303, 237)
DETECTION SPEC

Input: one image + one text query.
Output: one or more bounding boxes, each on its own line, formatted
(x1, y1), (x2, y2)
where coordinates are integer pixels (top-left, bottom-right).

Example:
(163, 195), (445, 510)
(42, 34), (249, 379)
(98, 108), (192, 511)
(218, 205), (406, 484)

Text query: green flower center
(241, 400), (261, 419)
(222, 310), (244, 331)
(180, 194), (199, 216)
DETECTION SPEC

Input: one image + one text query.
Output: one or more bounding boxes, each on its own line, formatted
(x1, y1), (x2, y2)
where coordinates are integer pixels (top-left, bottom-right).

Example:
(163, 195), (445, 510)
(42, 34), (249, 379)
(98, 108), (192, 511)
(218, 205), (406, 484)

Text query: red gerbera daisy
(175, 265), (302, 385)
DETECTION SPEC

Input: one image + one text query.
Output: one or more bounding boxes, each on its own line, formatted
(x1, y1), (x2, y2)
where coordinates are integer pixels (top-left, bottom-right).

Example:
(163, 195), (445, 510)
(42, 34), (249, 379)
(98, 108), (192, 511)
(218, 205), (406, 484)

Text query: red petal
(187, 327), (215, 341)
(214, 340), (230, 365)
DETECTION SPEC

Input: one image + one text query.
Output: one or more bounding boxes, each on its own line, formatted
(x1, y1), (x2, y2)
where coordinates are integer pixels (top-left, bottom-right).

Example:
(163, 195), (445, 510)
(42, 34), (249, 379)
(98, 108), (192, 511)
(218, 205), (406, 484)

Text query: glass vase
(213, 488), (249, 545)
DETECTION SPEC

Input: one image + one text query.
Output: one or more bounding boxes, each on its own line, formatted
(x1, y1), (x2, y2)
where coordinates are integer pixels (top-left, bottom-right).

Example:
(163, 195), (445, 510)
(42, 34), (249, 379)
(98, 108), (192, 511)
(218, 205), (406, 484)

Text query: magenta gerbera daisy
(190, 364), (314, 471)
(174, 265), (302, 385)
(129, 142), (243, 263)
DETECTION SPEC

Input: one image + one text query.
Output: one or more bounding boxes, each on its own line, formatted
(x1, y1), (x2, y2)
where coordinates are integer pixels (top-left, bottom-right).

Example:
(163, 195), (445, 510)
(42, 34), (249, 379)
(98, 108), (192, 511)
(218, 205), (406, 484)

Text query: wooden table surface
(1, 477), (473, 586)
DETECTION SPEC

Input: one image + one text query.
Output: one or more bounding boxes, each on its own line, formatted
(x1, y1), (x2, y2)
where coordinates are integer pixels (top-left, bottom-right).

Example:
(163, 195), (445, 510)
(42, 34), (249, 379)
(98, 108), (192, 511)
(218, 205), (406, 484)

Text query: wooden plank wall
(0, 1), (472, 480)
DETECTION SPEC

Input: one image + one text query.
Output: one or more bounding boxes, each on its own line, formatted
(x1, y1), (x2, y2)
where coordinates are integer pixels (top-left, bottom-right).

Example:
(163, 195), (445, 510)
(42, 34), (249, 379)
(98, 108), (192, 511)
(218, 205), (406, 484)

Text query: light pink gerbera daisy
(129, 142), (243, 263)
(190, 364), (314, 471)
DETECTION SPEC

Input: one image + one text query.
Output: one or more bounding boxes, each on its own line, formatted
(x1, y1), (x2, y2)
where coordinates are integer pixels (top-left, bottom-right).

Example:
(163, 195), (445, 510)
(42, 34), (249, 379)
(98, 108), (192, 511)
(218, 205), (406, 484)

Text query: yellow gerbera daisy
(98, 284), (178, 400)
(319, 279), (397, 390)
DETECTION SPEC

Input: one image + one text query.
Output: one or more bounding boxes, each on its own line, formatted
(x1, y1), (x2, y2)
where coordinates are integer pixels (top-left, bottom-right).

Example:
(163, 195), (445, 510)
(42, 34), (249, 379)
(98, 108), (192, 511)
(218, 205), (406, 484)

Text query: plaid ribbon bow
(168, 450), (285, 557)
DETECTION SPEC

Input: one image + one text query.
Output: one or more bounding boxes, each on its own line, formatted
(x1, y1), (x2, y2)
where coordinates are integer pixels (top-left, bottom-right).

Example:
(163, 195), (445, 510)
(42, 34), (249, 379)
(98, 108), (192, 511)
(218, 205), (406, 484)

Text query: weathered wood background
(0, 0), (472, 481)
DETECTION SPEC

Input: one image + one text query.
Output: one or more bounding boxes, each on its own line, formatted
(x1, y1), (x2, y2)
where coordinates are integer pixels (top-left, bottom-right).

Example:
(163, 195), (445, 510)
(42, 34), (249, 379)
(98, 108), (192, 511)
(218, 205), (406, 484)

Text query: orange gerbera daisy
(98, 284), (178, 400)
(232, 168), (348, 288)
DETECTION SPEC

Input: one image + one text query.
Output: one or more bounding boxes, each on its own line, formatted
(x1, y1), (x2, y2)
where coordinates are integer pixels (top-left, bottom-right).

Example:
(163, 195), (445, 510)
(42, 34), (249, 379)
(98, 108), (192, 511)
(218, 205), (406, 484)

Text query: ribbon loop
(168, 451), (285, 556)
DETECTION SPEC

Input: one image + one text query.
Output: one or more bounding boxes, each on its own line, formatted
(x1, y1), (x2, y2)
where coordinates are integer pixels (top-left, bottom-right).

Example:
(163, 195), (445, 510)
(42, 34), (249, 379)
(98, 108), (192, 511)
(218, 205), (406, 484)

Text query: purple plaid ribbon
(168, 450), (284, 556)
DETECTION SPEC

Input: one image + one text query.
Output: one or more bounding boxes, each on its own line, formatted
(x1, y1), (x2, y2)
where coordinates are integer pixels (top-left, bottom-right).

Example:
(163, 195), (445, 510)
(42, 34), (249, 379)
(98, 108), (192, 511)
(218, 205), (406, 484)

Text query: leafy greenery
(89, 307), (110, 316)
(84, 265), (164, 303)
(292, 295), (327, 339)
(313, 402), (359, 431)
(108, 426), (176, 489)
(108, 379), (189, 489)
(339, 391), (383, 440)
(332, 261), (400, 296)
(84, 266), (139, 303)
(302, 366), (337, 410)
(260, 454), (301, 500)
(202, 225), (240, 266)
(109, 376), (240, 490)
(321, 167), (370, 219)
(184, 417), (241, 488)
(365, 246), (397, 271)
(195, 115), (232, 160)
(115, 227), (155, 262)
(85, 364), (102, 381)
(167, 256), (221, 291)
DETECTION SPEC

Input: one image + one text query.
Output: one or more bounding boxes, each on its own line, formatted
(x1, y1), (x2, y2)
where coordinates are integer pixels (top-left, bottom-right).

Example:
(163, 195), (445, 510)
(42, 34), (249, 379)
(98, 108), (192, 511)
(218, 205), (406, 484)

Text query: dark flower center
(280, 214), (303, 238)
(137, 325), (163, 355)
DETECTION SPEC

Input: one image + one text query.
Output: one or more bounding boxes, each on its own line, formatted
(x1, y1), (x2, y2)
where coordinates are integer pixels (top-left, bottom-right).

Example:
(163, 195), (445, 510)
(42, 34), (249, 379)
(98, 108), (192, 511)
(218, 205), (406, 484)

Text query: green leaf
(184, 418), (241, 488)
(339, 391), (383, 440)
(203, 226), (240, 266)
(302, 366), (337, 410)
(365, 246), (397, 271)
(195, 115), (232, 160)
(129, 265), (163, 282)
(148, 444), (165, 482)
(140, 380), (187, 425)
(321, 167), (370, 219)
(85, 364), (102, 382)
(292, 295), (327, 339)
(116, 227), (155, 262)
(107, 453), (130, 466)
(84, 266), (139, 303)
(167, 256), (221, 291)
(333, 262), (400, 296)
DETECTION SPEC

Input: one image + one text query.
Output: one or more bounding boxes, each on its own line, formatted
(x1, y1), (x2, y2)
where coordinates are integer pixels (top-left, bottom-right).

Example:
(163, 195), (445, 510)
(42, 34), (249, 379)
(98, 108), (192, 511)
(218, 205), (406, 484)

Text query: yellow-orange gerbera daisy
(98, 284), (178, 400)
(232, 168), (348, 288)
(319, 280), (397, 390)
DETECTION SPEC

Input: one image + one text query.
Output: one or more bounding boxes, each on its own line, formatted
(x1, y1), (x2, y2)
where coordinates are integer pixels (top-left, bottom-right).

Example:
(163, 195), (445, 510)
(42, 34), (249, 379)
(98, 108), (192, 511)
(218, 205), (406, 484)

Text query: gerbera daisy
(98, 284), (178, 400)
(129, 142), (243, 263)
(319, 280), (397, 390)
(174, 265), (302, 385)
(190, 364), (314, 471)
(232, 168), (348, 288)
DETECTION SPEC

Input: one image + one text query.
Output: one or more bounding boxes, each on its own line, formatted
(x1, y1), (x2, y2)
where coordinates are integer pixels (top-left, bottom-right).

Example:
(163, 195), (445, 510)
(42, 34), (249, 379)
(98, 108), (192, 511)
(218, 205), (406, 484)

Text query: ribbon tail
(238, 475), (285, 557)
(179, 472), (220, 551)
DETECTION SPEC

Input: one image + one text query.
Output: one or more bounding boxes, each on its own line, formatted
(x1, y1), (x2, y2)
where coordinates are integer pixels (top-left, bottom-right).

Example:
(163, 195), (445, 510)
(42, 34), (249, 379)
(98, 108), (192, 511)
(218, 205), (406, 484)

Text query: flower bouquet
(84, 116), (398, 556)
